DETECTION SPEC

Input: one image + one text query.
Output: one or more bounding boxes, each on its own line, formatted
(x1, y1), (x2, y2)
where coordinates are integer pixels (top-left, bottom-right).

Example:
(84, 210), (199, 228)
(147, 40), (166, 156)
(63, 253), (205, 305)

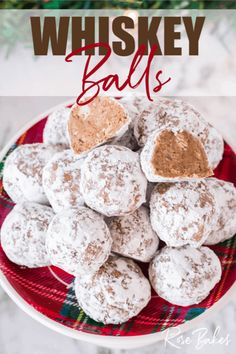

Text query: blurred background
(1, 0), (236, 9)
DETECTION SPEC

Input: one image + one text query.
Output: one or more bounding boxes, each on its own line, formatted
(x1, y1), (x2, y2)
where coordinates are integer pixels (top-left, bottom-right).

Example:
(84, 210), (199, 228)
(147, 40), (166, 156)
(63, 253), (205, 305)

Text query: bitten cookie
(43, 150), (85, 213)
(149, 246), (222, 306)
(1, 203), (54, 268)
(140, 128), (213, 182)
(46, 207), (112, 276)
(80, 145), (147, 216)
(150, 181), (216, 247)
(134, 98), (223, 169)
(74, 255), (151, 324)
(68, 96), (130, 155)
(109, 206), (159, 262)
(3, 143), (62, 204)
(43, 107), (70, 147)
(204, 178), (236, 245)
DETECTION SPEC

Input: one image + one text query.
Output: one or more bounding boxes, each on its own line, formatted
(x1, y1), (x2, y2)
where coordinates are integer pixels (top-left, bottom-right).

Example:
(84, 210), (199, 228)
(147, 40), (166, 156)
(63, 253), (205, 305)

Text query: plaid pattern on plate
(0, 116), (235, 336)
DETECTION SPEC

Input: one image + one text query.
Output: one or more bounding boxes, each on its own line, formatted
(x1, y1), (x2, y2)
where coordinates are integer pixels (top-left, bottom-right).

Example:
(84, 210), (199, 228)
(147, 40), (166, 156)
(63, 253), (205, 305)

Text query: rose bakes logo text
(30, 16), (205, 104)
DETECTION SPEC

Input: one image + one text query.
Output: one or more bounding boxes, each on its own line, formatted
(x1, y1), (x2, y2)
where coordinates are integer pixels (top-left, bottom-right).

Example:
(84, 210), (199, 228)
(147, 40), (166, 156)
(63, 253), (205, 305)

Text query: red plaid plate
(0, 103), (235, 348)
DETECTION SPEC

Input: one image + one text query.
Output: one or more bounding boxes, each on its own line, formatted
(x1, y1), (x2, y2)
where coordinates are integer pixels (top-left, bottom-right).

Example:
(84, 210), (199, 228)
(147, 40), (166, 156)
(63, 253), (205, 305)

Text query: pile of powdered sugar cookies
(1, 96), (236, 325)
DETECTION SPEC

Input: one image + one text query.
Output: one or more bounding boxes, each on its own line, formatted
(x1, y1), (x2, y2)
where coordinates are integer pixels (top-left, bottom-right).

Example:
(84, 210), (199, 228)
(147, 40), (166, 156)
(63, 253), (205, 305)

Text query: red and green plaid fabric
(0, 116), (235, 336)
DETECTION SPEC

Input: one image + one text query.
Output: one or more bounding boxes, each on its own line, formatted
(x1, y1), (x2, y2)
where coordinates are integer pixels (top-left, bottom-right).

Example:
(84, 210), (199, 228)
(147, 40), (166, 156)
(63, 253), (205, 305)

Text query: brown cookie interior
(68, 97), (128, 154)
(151, 130), (213, 178)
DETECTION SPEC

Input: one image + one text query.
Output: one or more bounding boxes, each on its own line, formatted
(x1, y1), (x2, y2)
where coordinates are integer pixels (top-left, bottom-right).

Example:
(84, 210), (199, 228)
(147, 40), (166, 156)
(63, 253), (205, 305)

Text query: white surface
(0, 97), (235, 353)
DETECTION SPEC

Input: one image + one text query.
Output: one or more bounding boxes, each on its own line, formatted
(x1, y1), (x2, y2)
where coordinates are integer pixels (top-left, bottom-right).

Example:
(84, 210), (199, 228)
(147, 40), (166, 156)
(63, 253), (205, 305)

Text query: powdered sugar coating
(134, 98), (223, 169)
(80, 145), (147, 217)
(43, 107), (70, 147)
(110, 127), (139, 151)
(150, 181), (216, 247)
(110, 98), (131, 139)
(3, 143), (63, 204)
(113, 97), (147, 151)
(149, 246), (222, 306)
(43, 150), (85, 213)
(111, 95), (143, 151)
(119, 96), (147, 128)
(46, 207), (112, 276)
(109, 206), (159, 262)
(140, 128), (212, 182)
(74, 255), (151, 324)
(1, 203), (54, 268)
(204, 178), (236, 245)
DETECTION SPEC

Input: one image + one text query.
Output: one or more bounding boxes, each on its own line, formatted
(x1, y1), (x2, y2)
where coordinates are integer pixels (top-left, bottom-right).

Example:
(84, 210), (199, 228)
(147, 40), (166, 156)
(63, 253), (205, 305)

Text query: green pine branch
(0, 1), (236, 10)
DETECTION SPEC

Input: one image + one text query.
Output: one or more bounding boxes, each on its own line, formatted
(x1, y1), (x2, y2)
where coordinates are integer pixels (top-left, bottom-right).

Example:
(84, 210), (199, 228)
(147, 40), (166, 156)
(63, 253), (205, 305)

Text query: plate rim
(0, 99), (235, 349)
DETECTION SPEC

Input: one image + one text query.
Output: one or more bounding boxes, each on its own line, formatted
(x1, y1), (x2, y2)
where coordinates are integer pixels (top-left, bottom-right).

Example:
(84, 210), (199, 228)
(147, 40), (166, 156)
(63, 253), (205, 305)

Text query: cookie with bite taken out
(68, 96), (130, 155)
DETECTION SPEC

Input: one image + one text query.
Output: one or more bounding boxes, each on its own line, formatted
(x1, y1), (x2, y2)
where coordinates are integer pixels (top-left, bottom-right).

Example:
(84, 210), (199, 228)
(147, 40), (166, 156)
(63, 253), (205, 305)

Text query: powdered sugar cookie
(46, 207), (112, 276)
(74, 255), (151, 324)
(119, 96), (147, 128)
(134, 98), (223, 169)
(110, 127), (139, 151)
(1, 203), (54, 268)
(3, 143), (62, 204)
(68, 97), (130, 155)
(80, 145), (147, 216)
(150, 181), (216, 247)
(109, 97), (142, 150)
(204, 178), (236, 245)
(43, 107), (70, 147)
(109, 206), (159, 262)
(140, 129), (213, 182)
(149, 246), (222, 306)
(43, 150), (85, 213)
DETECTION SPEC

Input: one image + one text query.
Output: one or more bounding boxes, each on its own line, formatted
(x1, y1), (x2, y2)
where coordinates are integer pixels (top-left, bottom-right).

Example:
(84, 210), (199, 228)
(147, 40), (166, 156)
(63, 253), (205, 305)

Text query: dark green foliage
(1, 1), (236, 10)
